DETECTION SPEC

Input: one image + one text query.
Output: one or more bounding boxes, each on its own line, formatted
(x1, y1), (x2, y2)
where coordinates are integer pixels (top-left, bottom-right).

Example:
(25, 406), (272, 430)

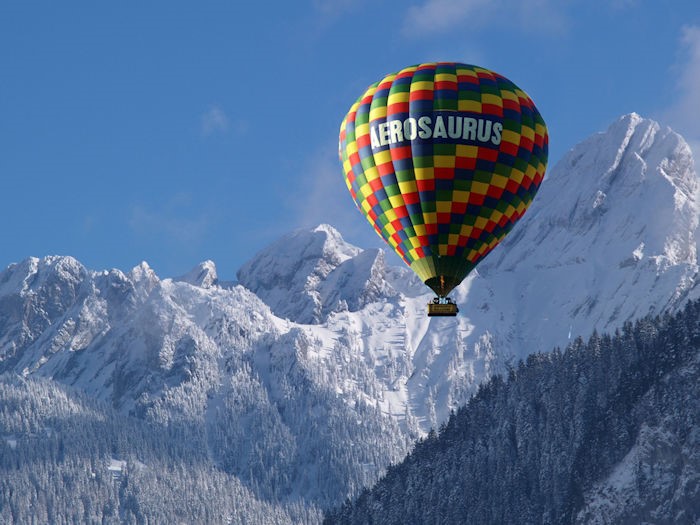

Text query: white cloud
(404, 0), (491, 34)
(402, 0), (569, 37)
(661, 25), (700, 158)
(200, 106), (230, 136)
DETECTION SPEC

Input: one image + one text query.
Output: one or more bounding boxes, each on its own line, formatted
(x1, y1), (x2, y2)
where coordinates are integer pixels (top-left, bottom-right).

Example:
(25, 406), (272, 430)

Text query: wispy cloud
(200, 106), (230, 136)
(312, 0), (359, 19)
(402, 0), (569, 37)
(284, 144), (385, 249)
(404, 0), (491, 34)
(308, 0), (368, 37)
(660, 25), (700, 157)
(129, 193), (209, 243)
(609, 0), (638, 10)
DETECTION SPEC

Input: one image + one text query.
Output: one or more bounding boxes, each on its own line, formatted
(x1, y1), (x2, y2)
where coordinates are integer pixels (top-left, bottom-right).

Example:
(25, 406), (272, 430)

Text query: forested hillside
(326, 301), (700, 524)
(0, 376), (320, 524)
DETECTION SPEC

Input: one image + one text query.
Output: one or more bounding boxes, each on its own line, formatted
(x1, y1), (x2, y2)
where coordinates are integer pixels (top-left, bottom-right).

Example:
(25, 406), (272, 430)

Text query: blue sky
(2, 1), (699, 279)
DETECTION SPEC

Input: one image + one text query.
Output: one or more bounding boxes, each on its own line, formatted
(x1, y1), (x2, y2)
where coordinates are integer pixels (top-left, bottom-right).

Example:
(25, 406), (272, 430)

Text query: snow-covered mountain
(474, 112), (699, 348)
(244, 112), (700, 430)
(1, 113), (698, 514)
(0, 254), (411, 511)
(237, 224), (402, 324)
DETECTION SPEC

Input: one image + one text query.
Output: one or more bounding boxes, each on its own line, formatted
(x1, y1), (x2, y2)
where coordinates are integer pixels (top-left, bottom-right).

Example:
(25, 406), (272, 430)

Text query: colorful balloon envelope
(339, 62), (548, 302)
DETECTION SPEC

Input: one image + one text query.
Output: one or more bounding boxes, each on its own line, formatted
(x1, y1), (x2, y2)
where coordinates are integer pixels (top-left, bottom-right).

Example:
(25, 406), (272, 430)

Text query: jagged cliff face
(236, 224), (401, 324)
(0, 114), (699, 513)
(465, 113), (700, 353)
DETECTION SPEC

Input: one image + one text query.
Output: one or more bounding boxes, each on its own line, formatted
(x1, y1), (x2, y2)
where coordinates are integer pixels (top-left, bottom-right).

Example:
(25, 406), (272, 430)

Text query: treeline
(325, 301), (700, 524)
(0, 375), (319, 524)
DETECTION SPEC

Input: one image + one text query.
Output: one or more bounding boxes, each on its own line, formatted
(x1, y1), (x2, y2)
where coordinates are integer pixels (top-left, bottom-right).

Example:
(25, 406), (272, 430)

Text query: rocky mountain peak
(175, 260), (218, 288)
(236, 224), (367, 323)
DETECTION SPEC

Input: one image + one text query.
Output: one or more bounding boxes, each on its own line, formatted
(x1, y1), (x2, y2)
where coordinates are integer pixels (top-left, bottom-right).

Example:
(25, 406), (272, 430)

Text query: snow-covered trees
(0, 375), (318, 524)
(326, 301), (700, 524)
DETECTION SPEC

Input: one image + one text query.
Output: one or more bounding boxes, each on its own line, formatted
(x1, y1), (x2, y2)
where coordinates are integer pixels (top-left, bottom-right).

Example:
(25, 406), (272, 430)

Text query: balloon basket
(427, 297), (459, 317)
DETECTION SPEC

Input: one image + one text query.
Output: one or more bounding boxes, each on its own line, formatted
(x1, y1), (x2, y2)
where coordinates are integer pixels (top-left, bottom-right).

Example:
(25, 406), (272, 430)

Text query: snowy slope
(471, 112), (699, 351)
(1, 113), (698, 510)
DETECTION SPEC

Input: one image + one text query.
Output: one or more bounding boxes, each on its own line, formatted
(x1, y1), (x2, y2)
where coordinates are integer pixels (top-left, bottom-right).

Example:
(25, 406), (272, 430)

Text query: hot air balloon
(338, 62), (548, 316)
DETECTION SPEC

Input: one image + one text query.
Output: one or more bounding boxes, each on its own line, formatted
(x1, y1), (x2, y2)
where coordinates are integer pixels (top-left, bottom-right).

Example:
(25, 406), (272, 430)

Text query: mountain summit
(237, 224), (412, 325)
(467, 112), (699, 353)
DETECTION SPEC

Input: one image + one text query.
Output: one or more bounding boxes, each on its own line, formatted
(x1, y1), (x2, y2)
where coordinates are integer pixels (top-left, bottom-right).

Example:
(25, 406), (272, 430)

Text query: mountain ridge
(2, 113), (698, 430)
